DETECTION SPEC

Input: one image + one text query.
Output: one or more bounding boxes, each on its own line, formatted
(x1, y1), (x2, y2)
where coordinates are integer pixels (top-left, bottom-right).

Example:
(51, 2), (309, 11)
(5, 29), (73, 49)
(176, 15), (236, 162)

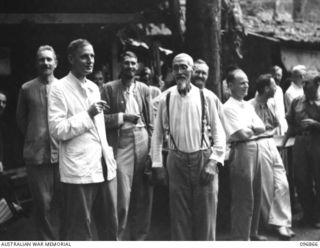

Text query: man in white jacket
(48, 39), (117, 240)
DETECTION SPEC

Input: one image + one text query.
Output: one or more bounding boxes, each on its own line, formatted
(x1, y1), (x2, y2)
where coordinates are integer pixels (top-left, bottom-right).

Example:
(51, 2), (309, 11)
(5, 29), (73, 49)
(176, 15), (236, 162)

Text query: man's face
(172, 58), (192, 92)
(141, 68), (152, 85)
(192, 63), (209, 89)
(69, 45), (95, 77)
(92, 71), (105, 87)
(36, 50), (57, 77)
(229, 70), (249, 100)
(121, 56), (138, 79)
(266, 78), (277, 98)
(0, 93), (7, 116)
(273, 69), (282, 85)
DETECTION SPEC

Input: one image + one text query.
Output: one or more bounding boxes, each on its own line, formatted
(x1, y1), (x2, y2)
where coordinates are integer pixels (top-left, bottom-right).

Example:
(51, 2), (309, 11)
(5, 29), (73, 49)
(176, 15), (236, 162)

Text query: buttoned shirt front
(48, 72), (106, 184)
(151, 84), (226, 167)
(16, 77), (59, 165)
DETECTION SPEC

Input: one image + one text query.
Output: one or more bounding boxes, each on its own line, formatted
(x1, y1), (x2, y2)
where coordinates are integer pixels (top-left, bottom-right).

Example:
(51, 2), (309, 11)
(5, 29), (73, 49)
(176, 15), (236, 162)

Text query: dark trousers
(229, 141), (262, 240)
(62, 179), (118, 240)
(116, 127), (153, 240)
(293, 135), (320, 222)
(167, 149), (218, 241)
(26, 164), (62, 240)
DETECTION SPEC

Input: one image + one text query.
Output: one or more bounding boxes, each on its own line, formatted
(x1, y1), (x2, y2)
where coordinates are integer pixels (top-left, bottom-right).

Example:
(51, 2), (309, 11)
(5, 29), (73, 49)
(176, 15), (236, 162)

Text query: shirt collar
(68, 72), (94, 93)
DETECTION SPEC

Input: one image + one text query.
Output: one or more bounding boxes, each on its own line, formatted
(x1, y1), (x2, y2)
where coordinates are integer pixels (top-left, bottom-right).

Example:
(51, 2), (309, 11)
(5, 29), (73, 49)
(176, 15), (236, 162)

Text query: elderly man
(151, 53), (225, 240)
(250, 74), (293, 240)
(284, 65), (306, 111)
(223, 68), (267, 241)
(101, 51), (153, 240)
(16, 45), (61, 240)
(48, 39), (117, 240)
(283, 75), (320, 228)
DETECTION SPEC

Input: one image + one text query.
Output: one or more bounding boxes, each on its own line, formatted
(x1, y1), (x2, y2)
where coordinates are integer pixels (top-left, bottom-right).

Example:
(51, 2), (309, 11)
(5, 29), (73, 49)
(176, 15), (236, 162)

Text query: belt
(230, 135), (273, 146)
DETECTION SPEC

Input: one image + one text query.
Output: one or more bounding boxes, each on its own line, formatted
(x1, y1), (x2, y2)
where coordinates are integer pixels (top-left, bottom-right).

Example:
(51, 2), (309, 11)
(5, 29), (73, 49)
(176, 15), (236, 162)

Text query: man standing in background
(16, 45), (61, 240)
(101, 51), (153, 240)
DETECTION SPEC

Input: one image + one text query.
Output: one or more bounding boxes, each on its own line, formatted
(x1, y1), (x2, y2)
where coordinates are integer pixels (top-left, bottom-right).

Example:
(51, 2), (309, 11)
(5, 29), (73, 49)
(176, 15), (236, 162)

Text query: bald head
(172, 53), (194, 95)
(172, 53), (194, 68)
(227, 69), (249, 100)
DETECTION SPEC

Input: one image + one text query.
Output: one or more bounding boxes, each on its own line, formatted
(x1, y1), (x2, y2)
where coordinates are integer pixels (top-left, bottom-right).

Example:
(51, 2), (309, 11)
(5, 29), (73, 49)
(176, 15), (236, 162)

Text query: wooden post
(185, 0), (222, 98)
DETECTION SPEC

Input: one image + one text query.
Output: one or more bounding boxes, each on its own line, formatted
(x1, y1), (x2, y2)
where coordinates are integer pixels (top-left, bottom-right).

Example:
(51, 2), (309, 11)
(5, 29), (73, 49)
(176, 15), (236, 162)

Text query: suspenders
(165, 89), (209, 151)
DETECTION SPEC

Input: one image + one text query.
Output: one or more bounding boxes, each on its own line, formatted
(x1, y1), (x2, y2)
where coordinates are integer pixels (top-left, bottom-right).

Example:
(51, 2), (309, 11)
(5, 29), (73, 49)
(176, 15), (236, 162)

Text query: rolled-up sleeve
(48, 82), (94, 141)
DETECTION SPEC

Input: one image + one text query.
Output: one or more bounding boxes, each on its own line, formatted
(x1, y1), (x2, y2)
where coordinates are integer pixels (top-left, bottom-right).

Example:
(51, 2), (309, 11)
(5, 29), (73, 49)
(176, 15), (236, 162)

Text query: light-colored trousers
(229, 141), (262, 241)
(116, 127), (153, 240)
(259, 138), (292, 227)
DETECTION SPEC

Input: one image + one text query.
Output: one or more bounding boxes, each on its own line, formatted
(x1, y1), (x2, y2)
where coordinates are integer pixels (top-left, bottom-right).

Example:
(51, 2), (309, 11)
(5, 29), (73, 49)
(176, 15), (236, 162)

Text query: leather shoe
(250, 235), (268, 241)
(275, 226), (291, 240)
(287, 227), (295, 237)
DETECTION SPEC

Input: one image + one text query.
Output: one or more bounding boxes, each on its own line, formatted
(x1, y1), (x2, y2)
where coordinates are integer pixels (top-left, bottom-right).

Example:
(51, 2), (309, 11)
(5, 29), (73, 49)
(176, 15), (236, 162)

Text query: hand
(87, 100), (108, 118)
(124, 114), (140, 124)
(301, 118), (317, 129)
(200, 159), (218, 186)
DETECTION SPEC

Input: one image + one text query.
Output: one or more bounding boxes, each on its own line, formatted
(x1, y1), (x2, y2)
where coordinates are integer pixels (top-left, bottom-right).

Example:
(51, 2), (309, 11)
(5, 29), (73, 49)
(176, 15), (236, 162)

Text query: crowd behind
(0, 38), (319, 241)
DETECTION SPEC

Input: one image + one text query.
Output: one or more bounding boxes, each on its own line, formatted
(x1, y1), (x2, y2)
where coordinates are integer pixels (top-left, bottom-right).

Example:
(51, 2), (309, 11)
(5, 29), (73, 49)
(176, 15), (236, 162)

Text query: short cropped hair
(67, 39), (92, 56)
(270, 65), (282, 74)
(255, 74), (273, 95)
(37, 45), (57, 60)
(226, 68), (241, 84)
(120, 51), (137, 62)
(194, 59), (209, 69)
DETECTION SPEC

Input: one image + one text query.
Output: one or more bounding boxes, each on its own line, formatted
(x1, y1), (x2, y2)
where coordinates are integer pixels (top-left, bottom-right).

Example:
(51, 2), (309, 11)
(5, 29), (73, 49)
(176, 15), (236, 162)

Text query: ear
(68, 54), (74, 65)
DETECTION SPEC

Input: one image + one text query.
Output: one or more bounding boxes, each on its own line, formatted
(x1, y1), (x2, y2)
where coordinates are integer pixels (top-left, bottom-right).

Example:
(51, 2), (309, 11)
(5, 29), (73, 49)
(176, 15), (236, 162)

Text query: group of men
(6, 37), (320, 241)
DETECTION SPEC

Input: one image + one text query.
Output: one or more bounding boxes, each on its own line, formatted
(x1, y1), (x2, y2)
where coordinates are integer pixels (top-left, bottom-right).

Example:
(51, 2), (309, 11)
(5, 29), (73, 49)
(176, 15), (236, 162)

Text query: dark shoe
(250, 235), (268, 241)
(275, 226), (291, 240)
(287, 227), (295, 237)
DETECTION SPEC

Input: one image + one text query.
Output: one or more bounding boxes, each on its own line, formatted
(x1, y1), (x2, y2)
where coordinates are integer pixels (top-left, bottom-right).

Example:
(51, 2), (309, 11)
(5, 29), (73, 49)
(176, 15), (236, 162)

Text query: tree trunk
(185, 0), (221, 98)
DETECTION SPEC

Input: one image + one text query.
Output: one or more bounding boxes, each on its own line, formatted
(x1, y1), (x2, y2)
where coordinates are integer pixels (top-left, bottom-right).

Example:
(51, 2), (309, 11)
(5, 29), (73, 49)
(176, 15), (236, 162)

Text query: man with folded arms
(223, 68), (267, 241)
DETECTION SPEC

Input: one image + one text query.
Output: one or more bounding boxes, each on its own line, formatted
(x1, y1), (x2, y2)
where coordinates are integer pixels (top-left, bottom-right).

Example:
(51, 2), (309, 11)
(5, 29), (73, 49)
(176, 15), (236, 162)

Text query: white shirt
(48, 72), (116, 184)
(223, 97), (265, 142)
(284, 82), (303, 112)
(151, 84), (226, 167)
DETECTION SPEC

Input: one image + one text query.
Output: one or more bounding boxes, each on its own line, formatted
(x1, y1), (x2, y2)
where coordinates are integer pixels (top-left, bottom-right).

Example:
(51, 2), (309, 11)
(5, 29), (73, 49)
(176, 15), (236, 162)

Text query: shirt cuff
(118, 112), (124, 125)
(209, 152), (224, 165)
(152, 162), (163, 168)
